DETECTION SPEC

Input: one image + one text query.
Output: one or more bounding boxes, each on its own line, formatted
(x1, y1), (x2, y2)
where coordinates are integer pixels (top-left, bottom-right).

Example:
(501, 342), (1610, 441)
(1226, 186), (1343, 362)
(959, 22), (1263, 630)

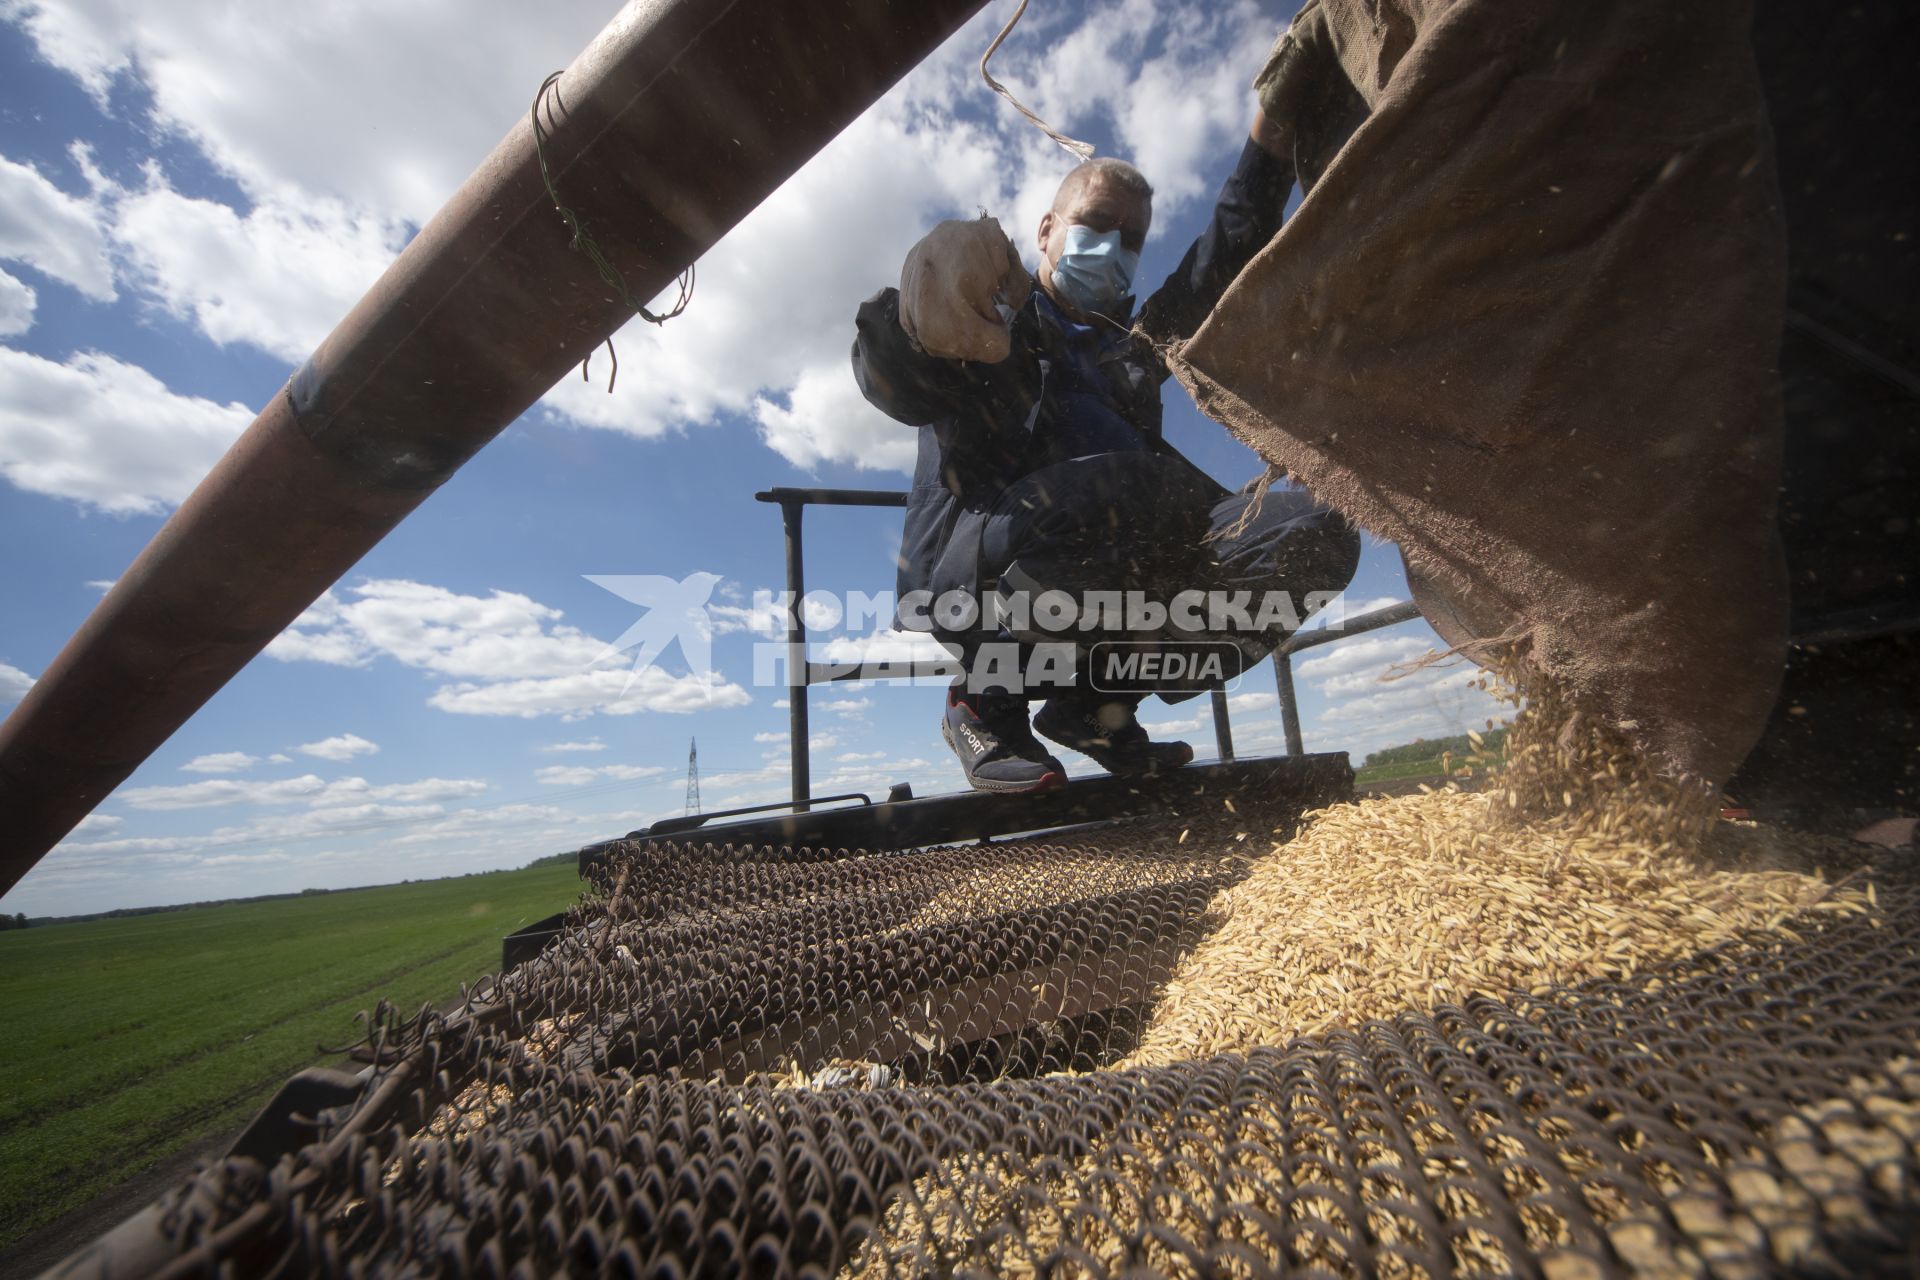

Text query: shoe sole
(942, 718), (1068, 794)
(1034, 719), (1195, 778)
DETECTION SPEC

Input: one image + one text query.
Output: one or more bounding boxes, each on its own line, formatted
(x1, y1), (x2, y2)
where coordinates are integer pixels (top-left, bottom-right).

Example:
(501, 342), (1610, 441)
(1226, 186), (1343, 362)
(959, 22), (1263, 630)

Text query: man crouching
(852, 147), (1358, 793)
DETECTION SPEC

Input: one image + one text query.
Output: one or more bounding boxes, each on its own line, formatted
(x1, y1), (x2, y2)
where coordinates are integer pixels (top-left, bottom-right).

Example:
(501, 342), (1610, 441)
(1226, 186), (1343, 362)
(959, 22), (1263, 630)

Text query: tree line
(1362, 725), (1510, 770)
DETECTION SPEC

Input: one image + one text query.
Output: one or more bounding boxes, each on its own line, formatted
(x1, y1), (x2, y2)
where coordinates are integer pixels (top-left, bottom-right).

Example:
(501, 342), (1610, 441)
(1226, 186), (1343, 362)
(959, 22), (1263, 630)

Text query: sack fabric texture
(1168, 0), (1791, 788)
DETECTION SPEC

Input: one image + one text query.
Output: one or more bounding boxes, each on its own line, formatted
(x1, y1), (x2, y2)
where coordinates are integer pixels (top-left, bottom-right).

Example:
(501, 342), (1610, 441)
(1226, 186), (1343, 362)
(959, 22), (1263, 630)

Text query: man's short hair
(1053, 157), (1154, 212)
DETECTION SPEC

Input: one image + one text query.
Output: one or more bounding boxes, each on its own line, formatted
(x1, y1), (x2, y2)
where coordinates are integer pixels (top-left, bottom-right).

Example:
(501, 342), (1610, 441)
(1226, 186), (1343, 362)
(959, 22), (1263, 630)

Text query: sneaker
(1033, 692), (1195, 777)
(941, 690), (1067, 794)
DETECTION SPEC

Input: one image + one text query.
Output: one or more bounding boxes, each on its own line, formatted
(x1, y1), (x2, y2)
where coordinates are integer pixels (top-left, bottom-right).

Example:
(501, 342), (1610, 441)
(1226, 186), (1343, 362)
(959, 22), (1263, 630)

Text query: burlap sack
(1169, 0), (1790, 788)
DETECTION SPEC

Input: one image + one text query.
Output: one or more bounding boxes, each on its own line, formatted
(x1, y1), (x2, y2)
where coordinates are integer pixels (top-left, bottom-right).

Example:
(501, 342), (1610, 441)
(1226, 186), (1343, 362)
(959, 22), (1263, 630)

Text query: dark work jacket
(851, 138), (1295, 627)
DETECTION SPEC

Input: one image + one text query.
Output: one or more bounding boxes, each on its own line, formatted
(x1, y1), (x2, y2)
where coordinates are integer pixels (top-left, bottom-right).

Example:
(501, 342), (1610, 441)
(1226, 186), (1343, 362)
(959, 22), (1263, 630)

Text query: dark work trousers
(950, 451), (1360, 703)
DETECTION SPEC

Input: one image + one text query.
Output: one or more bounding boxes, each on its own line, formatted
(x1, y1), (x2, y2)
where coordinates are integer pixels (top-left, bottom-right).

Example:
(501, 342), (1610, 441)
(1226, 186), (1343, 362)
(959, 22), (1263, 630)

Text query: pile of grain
(904, 839), (1252, 932)
(844, 1052), (1920, 1280)
(845, 657), (1893, 1278)
(1119, 656), (1874, 1068)
(418, 1081), (512, 1141)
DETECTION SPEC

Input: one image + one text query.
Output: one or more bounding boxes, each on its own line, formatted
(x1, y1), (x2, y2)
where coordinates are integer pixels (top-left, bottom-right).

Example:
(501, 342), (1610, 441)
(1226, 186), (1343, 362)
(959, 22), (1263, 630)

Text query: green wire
(530, 71), (695, 392)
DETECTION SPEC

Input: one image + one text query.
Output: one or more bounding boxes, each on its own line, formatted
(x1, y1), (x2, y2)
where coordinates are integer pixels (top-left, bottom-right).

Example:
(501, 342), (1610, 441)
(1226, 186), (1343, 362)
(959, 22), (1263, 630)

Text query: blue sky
(0, 0), (1504, 917)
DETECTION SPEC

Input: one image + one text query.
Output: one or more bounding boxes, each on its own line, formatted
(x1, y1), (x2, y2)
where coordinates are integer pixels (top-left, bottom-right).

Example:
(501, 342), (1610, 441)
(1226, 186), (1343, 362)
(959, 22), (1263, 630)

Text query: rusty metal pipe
(0, 0), (987, 896)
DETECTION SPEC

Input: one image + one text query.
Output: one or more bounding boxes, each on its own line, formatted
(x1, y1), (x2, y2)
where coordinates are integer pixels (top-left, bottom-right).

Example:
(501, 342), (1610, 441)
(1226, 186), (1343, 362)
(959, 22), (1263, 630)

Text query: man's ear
(1036, 210), (1055, 256)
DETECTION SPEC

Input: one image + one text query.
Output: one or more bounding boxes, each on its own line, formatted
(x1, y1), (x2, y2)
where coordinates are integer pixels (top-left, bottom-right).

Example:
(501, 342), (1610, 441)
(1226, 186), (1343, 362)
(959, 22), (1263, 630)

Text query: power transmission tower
(684, 737), (701, 815)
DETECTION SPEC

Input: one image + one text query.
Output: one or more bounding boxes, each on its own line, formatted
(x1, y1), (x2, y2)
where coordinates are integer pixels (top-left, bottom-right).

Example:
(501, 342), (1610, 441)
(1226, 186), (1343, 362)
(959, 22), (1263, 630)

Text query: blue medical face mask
(1049, 224), (1140, 315)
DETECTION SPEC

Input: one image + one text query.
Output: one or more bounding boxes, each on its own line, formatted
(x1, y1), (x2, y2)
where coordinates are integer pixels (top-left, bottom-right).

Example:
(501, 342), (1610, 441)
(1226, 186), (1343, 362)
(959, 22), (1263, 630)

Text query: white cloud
(7, 0), (1277, 488)
(752, 365), (916, 474)
(538, 738), (606, 754)
(112, 170), (401, 362)
(533, 1), (1275, 471)
(118, 771), (484, 811)
(816, 627), (958, 672)
(708, 754), (941, 811)
(0, 146), (397, 361)
(751, 729), (837, 759)
(1, 6), (124, 102)
(822, 756), (931, 786)
(268, 578), (752, 719)
(1319, 666), (1487, 728)
(1294, 635), (1437, 685)
(1298, 593), (1409, 633)
(54, 799), (456, 853)
(317, 776), (486, 806)
(1108, 3), (1273, 211)
(71, 812), (120, 833)
(120, 774), (329, 810)
(0, 348), (251, 513)
(274, 581), (599, 678)
(1288, 623), (1510, 759)
(530, 99), (1000, 463)
(533, 763), (665, 787)
(0, 660), (33, 706)
(800, 594), (844, 634)
(3, 0), (604, 224)
(383, 803), (583, 847)
(296, 733), (379, 762)
(0, 3), (599, 379)
(427, 668), (749, 720)
(1348, 595), (1406, 618)
(0, 152), (115, 299)
(180, 751), (258, 775)
(0, 2), (588, 369)
(199, 851), (293, 869)
(817, 697), (872, 717)
(708, 594), (787, 639)
(268, 628), (379, 668)
(0, 266), (35, 336)
(262, 593), (370, 667)
(266, 753), (292, 765)
(837, 750), (886, 762)
(267, 801), (450, 838)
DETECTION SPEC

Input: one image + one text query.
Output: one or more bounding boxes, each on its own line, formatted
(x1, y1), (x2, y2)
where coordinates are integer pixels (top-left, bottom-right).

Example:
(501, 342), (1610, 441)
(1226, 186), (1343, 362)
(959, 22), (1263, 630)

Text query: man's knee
(1214, 500), (1360, 591)
(985, 454), (1213, 587)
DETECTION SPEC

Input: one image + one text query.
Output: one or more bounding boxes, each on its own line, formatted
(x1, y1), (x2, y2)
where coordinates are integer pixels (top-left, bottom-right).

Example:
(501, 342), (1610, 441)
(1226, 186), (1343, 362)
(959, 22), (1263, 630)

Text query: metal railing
(754, 487), (1426, 805)
(755, 488), (912, 811)
(1271, 601), (1424, 756)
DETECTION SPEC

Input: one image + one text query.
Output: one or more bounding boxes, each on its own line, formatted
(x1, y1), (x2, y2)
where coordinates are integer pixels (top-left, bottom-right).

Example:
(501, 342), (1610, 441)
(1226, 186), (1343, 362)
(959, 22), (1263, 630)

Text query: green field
(1353, 755), (1467, 785)
(0, 861), (586, 1250)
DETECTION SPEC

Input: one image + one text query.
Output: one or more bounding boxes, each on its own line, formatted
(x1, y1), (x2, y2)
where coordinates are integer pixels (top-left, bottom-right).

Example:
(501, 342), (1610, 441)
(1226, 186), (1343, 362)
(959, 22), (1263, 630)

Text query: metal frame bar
(1209, 687), (1235, 761)
(584, 753), (1354, 878)
(756, 488), (909, 810)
